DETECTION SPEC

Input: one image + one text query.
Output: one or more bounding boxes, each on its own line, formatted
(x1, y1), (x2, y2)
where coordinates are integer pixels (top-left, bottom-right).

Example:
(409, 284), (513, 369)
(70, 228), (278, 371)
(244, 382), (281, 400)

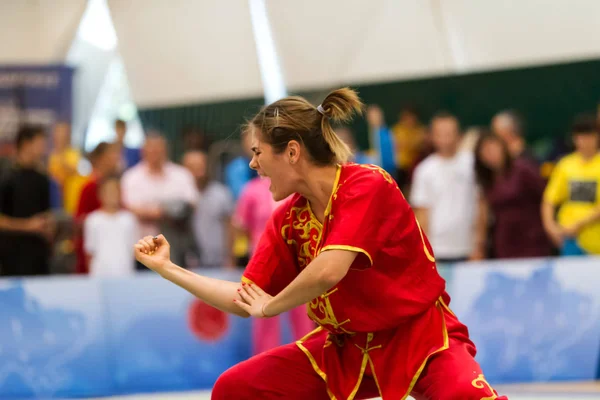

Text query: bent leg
(411, 338), (508, 400)
(212, 342), (330, 400)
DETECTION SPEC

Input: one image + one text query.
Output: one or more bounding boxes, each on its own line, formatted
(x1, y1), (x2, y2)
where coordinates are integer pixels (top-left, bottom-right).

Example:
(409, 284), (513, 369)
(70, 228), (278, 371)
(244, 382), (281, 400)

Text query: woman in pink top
(233, 176), (314, 355)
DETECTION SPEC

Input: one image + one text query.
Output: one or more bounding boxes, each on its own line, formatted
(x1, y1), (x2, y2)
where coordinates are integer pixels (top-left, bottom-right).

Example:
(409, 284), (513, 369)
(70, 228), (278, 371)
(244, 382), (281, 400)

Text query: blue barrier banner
(0, 259), (599, 398)
(0, 65), (74, 144)
(102, 271), (251, 395)
(0, 277), (112, 398)
(0, 270), (251, 399)
(447, 257), (600, 384)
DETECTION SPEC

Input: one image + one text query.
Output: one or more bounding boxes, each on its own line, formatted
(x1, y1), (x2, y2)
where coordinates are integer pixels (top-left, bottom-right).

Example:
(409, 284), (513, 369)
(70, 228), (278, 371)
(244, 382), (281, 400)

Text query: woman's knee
(211, 364), (251, 400)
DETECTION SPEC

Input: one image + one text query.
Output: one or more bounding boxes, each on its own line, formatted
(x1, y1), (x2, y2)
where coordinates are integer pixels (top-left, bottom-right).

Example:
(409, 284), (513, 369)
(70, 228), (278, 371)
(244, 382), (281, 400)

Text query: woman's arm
(135, 235), (249, 318)
(541, 201), (563, 247)
(161, 263), (249, 317)
(235, 249), (357, 318)
(0, 214), (46, 234)
(470, 191), (489, 260)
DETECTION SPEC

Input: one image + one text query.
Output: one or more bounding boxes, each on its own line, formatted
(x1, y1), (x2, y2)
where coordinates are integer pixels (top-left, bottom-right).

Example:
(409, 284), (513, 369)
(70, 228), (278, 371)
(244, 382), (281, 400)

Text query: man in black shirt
(0, 126), (53, 276)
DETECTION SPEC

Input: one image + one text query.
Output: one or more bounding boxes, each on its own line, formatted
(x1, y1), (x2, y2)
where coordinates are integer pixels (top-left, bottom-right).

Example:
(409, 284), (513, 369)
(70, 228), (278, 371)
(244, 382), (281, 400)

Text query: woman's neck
(297, 164), (339, 222)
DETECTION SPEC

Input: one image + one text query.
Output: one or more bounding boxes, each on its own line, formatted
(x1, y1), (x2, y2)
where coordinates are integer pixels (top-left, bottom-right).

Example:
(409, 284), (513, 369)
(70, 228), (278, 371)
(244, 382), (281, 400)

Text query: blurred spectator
(233, 176), (277, 257)
(392, 106), (426, 189)
(233, 177), (313, 354)
(183, 126), (209, 151)
(410, 112), (477, 263)
(542, 114), (600, 256)
(473, 131), (551, 259)
(74, 142), (121, 274)
(365, 105), (395, 174)
(540, 136), (572, 179)
(84, 176), (139, 277)
(48, 122), (86, 215)
(121, 133), (199, 267)
(492, 110), (536, 162)
(0, 142), (15, 183)
(0, 213), (47, 234)
(409, 126), (435, 185)
(0, 126), (54, 276)
(334, 127), (376, 164)
(460, 126), (484, 153)
(225, 130), (257, 200)
(183, 150), (235, 268)
(49, 177), (63, 210)
(0, 139), (48, 237)
(114, 119), (141, 170)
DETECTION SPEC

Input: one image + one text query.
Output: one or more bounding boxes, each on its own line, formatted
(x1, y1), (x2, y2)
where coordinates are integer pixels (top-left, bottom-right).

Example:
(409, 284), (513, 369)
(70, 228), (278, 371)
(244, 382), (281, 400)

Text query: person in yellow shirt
(392, 107), (425, 188)
(48, 122), (87, 215)
(542, 114), (600, 255)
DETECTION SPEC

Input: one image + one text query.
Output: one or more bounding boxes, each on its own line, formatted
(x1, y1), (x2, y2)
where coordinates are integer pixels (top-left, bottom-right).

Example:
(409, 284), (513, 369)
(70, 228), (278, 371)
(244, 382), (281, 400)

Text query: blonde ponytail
(318, 87), (364, 163)
(248, 87), (364, 166)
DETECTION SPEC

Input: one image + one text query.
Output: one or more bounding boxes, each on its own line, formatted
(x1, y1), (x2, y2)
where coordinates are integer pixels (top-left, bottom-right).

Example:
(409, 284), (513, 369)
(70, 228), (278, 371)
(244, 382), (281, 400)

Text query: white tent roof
(2, 0), (600, 106)
(107, 0), (263, 108)
(0, 0), (86, 64)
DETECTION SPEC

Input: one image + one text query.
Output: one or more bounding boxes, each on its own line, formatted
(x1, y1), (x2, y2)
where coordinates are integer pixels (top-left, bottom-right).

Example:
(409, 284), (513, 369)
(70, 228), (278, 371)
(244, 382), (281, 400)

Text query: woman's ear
(287, 140), (301, 164)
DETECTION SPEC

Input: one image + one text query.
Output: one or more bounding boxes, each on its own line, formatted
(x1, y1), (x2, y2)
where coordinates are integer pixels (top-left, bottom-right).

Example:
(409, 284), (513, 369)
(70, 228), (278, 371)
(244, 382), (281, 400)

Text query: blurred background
(0, 0), (599, 399)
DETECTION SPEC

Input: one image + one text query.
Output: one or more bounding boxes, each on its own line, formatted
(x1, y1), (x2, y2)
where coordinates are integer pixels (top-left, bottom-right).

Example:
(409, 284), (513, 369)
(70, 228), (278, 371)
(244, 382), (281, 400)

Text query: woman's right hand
(134, 234), (171, 273)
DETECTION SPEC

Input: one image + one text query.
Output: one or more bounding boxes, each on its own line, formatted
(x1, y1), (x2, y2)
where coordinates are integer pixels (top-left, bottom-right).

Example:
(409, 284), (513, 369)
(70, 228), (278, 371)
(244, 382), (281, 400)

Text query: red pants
(212, 336), (508, 400)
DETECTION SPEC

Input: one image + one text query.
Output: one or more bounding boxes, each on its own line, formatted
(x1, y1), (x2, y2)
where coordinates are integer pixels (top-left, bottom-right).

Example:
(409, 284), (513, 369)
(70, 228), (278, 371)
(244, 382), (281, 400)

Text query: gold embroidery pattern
(471, 374), (498, 400)
(356, 163), (400, 189)
(280, 205), (322, 268)
(307, 288), (352, 334)
(281, 165), (349, 334)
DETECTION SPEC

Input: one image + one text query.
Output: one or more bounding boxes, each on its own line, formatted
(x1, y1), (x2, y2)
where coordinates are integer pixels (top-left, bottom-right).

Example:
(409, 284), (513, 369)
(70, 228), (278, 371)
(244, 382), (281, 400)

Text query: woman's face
(248, 129), (299, 201)
(478, 138), (505, 170)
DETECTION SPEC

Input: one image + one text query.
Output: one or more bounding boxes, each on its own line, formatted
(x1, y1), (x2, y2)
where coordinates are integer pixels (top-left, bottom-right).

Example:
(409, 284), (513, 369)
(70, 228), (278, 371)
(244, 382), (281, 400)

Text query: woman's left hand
(233, 283), (275, 318)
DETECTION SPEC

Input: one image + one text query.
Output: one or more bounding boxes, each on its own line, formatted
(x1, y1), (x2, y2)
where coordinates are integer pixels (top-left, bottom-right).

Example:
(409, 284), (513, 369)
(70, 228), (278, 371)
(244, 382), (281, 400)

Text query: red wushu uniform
(224, 163), (506, 400)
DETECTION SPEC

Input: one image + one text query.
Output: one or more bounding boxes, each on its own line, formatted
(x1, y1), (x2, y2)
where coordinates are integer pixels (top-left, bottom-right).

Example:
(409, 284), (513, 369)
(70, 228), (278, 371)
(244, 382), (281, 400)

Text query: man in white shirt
(410, 112), (477, 263)
(121, 134), (199, 267)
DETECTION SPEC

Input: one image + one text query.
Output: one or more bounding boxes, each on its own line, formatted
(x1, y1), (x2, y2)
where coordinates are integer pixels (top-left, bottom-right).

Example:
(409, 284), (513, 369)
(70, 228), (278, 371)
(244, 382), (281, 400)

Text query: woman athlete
(134, 88), (507, 400)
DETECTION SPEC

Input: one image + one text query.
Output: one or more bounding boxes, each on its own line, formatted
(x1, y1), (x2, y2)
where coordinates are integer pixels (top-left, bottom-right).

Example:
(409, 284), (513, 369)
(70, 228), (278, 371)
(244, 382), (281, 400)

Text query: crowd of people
(0, 105), (598, 281)
(367, 107), (600, 261)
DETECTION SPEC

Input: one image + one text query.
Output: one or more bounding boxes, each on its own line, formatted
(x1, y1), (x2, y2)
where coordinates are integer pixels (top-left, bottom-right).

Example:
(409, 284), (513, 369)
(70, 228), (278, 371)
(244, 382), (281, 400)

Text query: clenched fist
(134, 234), (171, 273)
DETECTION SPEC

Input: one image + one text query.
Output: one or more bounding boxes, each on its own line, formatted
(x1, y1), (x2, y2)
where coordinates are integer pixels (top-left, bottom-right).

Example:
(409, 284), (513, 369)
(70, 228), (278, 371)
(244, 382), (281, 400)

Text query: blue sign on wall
(0, 65), (73, 144)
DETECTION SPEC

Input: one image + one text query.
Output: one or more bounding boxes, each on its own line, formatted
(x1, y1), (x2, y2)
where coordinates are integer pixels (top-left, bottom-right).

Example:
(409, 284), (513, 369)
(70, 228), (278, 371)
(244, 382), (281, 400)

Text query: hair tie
(317, 105), (326, 116)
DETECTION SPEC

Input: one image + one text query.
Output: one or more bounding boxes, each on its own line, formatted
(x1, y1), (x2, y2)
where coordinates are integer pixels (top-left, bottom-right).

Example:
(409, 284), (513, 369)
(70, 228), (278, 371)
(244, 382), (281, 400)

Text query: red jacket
(243, 163), (472, 399)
